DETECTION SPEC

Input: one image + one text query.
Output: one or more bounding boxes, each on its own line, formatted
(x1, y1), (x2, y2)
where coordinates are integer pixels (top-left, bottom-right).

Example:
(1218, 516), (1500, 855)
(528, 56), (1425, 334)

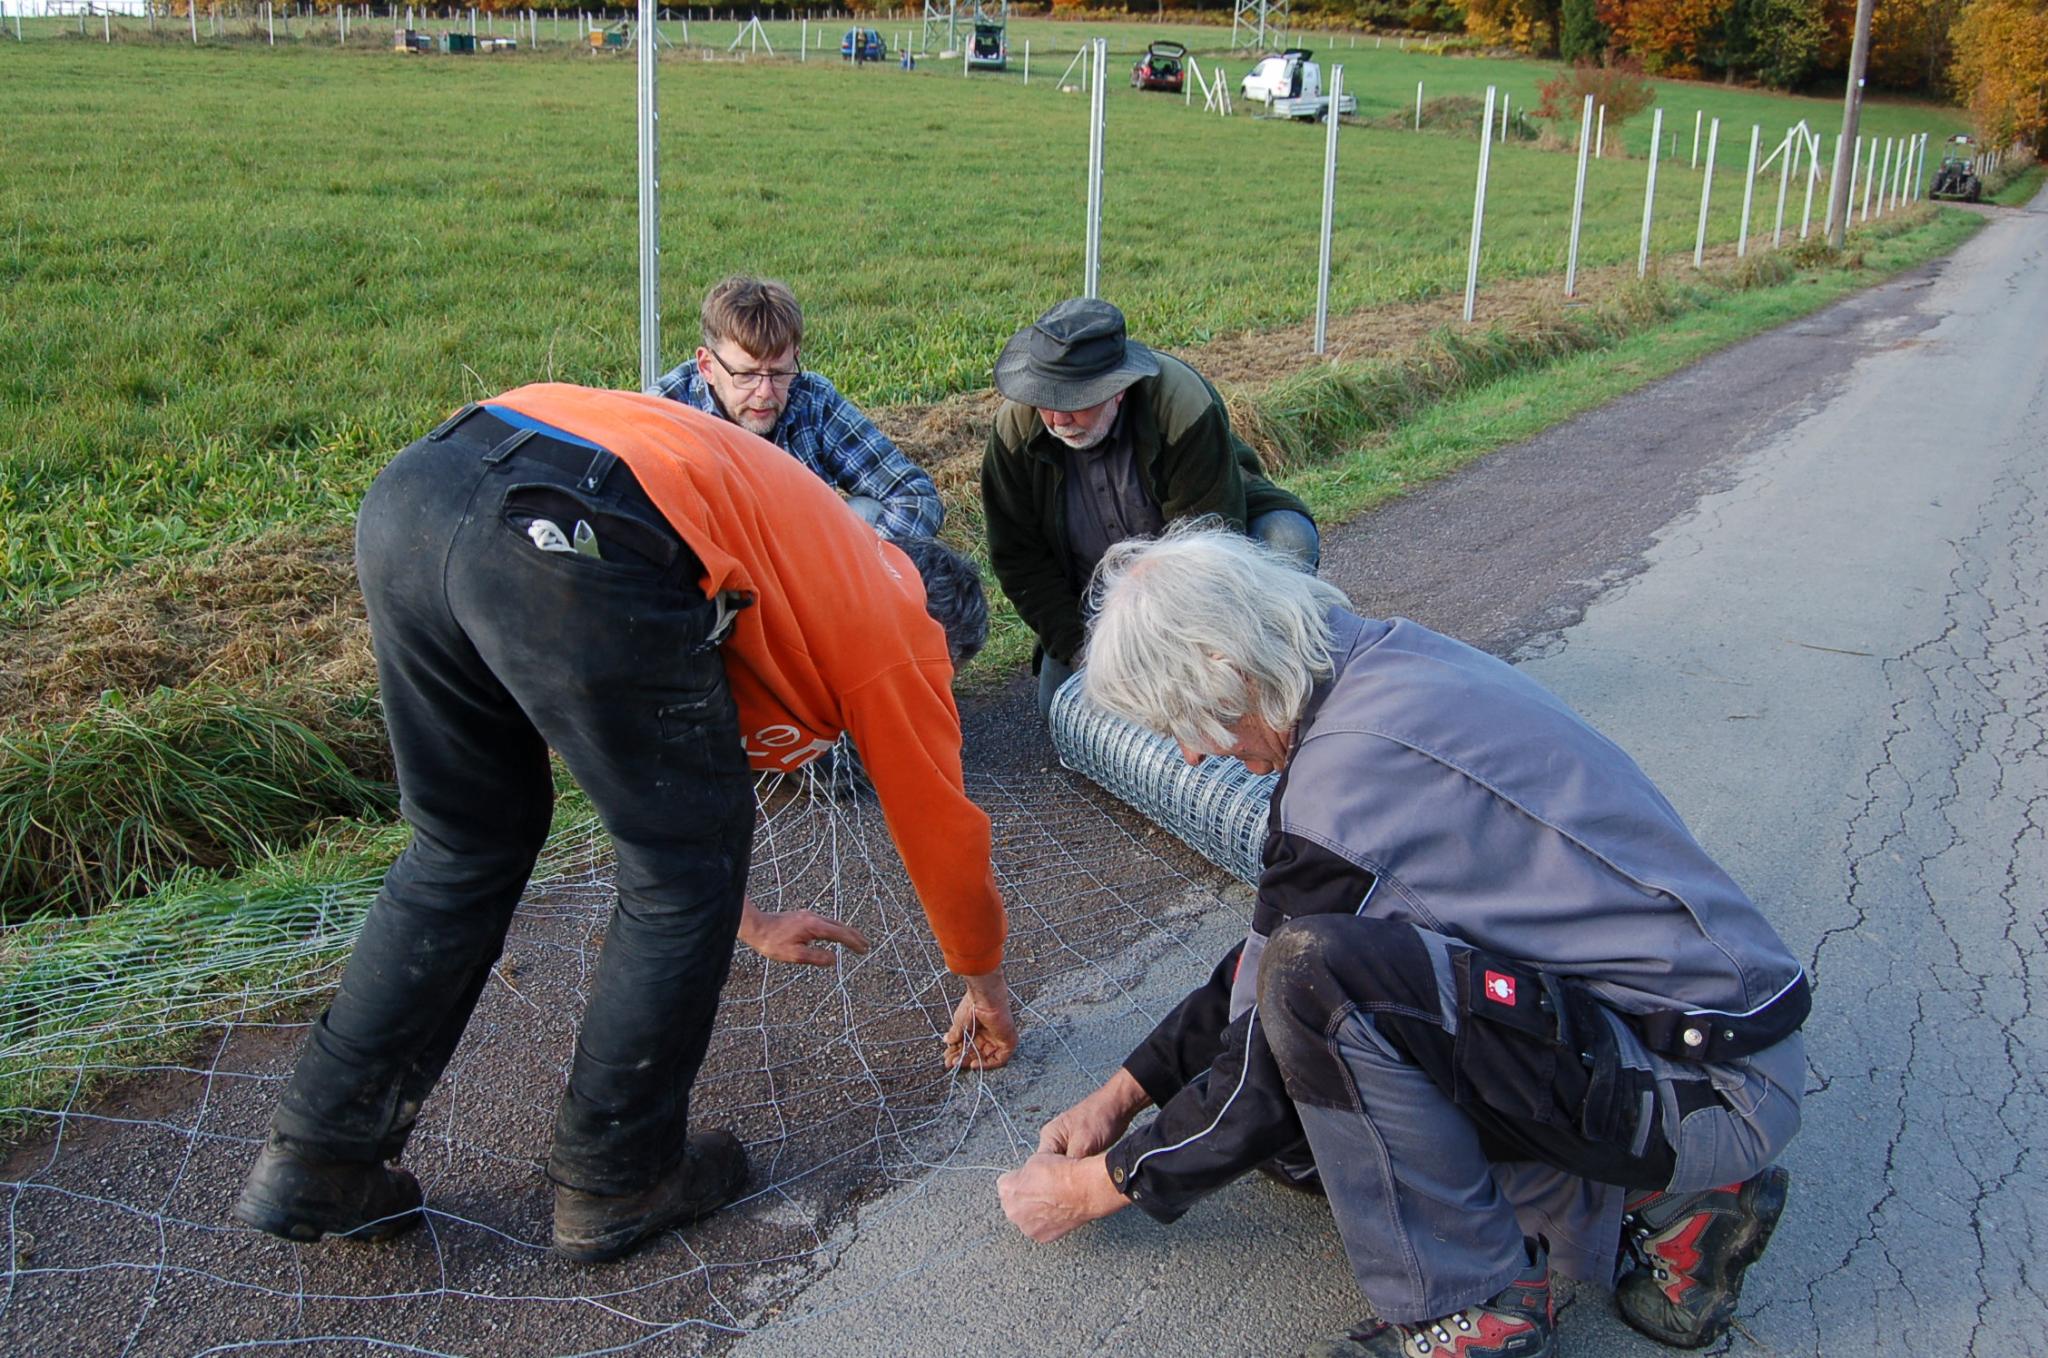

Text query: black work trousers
(271, 408), (755, 1196)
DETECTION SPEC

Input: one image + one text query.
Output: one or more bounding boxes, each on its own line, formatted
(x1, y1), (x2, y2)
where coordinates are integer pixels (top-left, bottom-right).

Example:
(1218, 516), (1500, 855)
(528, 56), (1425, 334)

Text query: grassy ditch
(1985, 162), (2044, 207)
(0, 203), (1985, 1137)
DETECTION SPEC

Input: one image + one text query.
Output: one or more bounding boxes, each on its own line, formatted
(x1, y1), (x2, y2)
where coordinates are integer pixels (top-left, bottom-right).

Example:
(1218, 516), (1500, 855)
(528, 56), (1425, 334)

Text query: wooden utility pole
(1827, 0), (1876, 251)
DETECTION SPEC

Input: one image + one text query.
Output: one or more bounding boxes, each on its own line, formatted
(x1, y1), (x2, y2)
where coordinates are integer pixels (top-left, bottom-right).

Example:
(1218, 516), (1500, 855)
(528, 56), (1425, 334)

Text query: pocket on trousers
(502, 483), (681, 579)
(1451, 950), (1564, 1126)
(655, 660), (746, 780)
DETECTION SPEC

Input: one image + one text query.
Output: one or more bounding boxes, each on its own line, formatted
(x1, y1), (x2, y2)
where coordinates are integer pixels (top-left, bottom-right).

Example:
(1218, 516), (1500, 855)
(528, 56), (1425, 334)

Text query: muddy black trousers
(270, 410), (756, 1196)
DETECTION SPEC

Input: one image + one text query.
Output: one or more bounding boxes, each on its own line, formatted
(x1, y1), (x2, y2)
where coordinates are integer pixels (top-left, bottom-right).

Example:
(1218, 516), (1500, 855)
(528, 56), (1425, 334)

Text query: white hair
(1082, 521), (1350, 751)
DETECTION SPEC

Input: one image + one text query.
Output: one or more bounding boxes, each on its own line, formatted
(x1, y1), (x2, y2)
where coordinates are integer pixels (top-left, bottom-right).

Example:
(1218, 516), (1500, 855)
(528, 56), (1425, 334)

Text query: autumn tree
(1867, 0), (1967, 90)
(1561, 0), (1611, 58)
(1599, 0), (1732, 76)
(1466, 0), (1565, 53)
(1721, 0), (1830, 85)
(1950, 0), (2048, 148)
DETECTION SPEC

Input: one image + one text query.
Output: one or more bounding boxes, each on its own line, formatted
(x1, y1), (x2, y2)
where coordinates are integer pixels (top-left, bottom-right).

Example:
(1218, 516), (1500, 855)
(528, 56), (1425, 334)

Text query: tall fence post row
(1694, 117), (1720, 267)
(1313, 65), (1345, 355)
(1639, 106), (1664, 278)
(1463, 85), (1497, 325)
(1565, 93), (1593, 298)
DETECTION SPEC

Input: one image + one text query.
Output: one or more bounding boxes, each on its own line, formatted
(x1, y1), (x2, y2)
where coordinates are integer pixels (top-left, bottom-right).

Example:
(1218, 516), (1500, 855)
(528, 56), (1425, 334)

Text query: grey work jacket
(1110, 609), (1805, 1230)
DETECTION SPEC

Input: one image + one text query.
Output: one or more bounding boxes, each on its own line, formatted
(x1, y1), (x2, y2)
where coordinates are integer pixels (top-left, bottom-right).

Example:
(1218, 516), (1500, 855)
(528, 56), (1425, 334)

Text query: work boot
(552, 1129), (749, 1264)
(232, 1136), (424, 1243)
(1616, 1165), (1790, 1349)
(1305, 1245), (1554, 1358)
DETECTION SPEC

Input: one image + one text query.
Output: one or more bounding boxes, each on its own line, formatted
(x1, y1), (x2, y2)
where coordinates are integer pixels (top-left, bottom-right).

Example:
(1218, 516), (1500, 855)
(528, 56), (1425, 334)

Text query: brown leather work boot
(1616, 1165), (1790, 1348)
(232, 1136), (424, 1243)
(552, 1128), (749, 1264)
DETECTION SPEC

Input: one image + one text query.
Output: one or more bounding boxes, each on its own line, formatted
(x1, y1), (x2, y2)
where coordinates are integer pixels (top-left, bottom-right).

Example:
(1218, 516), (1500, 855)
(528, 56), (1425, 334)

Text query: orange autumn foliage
(1598, 0), (1731, 76)
(1950, 0), (2048, 146)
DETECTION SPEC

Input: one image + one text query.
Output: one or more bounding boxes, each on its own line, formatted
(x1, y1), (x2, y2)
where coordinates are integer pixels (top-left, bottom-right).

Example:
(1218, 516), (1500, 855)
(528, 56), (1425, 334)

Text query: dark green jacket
(980, 353), (1310, 666)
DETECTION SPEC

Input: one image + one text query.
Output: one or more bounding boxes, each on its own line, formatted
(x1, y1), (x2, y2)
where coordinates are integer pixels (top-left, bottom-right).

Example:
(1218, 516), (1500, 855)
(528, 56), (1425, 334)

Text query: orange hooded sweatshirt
(490, 384), (1004, 976)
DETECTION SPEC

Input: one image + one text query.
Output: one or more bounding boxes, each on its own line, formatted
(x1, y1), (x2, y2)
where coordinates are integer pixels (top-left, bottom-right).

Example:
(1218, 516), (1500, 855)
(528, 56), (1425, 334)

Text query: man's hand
(998, 1151), (1129, 1244)
(943, 967), (1019, 1070)
(738, 896), (871, 967)
(1037, 1067), (1152, 1158)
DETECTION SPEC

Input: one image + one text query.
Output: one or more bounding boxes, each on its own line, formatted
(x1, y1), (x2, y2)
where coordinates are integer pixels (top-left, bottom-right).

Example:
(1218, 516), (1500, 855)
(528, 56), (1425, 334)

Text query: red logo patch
(1483, 971), (1517, 1005)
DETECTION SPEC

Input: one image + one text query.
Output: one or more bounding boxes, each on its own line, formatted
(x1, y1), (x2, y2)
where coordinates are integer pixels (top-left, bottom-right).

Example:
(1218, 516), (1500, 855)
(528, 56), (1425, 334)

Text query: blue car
(841, 28), (885, 62)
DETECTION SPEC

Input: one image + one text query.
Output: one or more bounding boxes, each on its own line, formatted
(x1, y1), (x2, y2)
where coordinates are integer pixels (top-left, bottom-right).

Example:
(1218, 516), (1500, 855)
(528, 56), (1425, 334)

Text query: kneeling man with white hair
(998, 523), (1807, 1358)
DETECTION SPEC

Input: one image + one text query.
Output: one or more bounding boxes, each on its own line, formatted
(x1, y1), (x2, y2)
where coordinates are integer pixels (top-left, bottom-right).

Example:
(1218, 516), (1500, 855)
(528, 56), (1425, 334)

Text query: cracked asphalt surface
(745, 193), (2048, 1357)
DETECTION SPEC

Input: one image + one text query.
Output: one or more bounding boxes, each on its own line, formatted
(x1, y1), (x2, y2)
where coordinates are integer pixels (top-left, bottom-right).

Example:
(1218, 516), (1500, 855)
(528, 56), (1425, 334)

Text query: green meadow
(0, 36), (1968, 618)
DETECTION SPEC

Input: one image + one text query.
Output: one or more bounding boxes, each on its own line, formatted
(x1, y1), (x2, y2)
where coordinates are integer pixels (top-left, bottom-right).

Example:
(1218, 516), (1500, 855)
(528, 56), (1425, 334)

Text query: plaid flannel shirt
(653, 362), (943, 540)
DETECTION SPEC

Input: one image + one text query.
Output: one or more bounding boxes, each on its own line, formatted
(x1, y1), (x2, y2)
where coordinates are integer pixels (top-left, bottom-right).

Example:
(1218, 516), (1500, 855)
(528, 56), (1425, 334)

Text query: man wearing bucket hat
(981, 298), (1318, 719)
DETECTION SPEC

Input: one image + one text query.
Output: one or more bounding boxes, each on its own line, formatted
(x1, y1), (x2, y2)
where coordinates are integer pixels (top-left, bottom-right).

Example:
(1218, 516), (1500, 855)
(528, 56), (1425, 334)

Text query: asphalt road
(747, 189), (2048, 1358)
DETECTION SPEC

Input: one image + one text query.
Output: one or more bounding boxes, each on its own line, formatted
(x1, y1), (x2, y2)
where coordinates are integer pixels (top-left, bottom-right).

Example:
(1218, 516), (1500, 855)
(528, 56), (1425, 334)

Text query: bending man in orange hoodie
(233, 385), (1014, 1264)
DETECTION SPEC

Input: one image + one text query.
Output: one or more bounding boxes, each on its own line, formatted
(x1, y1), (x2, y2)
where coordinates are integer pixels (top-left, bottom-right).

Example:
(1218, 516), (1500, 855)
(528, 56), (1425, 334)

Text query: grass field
(0, 35), (1968, 619)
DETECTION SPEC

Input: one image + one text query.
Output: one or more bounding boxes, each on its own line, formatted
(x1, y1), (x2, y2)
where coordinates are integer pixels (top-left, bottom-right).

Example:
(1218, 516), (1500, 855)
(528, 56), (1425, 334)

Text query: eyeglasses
(706, 348), (802, 392)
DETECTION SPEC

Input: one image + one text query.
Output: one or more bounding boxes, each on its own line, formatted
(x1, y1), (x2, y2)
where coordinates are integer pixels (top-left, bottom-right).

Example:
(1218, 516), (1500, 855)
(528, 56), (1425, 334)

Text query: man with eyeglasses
(655, 275), (943, 540)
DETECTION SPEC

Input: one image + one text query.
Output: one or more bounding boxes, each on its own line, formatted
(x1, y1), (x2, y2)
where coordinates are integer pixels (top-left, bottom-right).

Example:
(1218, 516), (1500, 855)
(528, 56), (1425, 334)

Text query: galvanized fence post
(1314, 66), (1344, 354)
(637, 0), (661, 391)
(1638, 106), (1664, 278)
(1083, 38), (1106, 297)
(1694, 117), (1719, 267)
(1737, 124), (1759, 256)
(1565, 93), (1592, 297)
(1463, 86), (1496, 324)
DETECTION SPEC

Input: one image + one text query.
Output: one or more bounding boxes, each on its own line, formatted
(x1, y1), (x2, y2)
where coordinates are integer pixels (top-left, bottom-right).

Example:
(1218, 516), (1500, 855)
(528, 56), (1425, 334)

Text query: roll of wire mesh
(1047, 672), (1276, 886)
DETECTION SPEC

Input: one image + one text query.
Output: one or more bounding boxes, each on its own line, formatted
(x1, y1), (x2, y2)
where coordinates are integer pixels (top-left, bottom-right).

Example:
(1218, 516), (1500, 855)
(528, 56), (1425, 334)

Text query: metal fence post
(1638, 106), (1663, 278)
(1694, 117), (1719, 267)
(1566, 93), (1592, 296)
(637, 0), (661, 391)
(1314, 66), (1345, 354)
(1463, 86), (1496, 324)
(1737, 124), (1759, 256)
(1083, 38), (1106, 297)
(1772, 129), (1793, 246)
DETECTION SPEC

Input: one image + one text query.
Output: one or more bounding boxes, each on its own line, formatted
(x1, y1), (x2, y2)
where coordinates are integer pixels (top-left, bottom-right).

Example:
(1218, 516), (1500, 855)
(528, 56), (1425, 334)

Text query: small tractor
(1130, 40), (1186, 93)
(1240, 49), (1356, 121)
(1928, 134), (1983, 203)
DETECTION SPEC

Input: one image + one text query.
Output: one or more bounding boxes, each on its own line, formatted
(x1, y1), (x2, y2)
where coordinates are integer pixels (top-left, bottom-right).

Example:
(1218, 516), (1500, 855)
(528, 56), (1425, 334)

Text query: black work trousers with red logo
(269, 409), (755, 1196)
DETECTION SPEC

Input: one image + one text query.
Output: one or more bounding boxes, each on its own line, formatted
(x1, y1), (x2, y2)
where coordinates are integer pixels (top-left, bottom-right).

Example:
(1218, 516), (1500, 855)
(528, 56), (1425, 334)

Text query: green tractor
(1928, 134), (1983, 203)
